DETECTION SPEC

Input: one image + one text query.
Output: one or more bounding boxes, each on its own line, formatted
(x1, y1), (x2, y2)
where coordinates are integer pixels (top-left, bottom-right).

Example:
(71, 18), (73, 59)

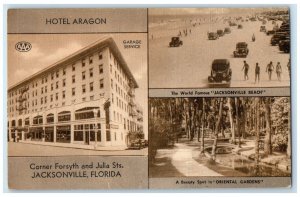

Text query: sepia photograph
(149, 97), (291, 177)
(7, 34), (148, 156)
(149, 8), (290, 88)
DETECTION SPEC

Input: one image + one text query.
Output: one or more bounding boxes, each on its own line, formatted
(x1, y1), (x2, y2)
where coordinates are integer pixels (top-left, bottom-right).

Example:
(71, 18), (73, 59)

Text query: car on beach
(260, 26), (266, 32)
(266, 30), (276, 35)
(233, 42), (249, 58)
(208, 32), (219, 40)
(169, 37), (183, 47)
(217, 29), (225, 37)
(278, 40), (290, 53)
(224, 27), (231, 34)
(271, 34), (289, 46)
(208, 59), (232, 86)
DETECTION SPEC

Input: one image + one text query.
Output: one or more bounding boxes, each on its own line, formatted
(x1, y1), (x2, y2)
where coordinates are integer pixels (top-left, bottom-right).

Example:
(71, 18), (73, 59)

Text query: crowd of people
(242, 59), (290, 83)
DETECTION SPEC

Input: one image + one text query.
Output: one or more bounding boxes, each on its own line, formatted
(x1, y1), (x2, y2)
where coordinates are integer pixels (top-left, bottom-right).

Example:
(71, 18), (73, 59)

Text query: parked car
(208, 59), (232, 85)
(271, 34), (290, 46)
(266, 30), (275, 35)
(229, 22), (237, 26)
(278, 40), (290, 53)
(224, 27), (231, 34)
(233, 42), (249, 57)
(208, 32), (219, 40)
(217, 29), (225, 37)
(128, 139), (144, 150)
(169, 37), (183, 47)
(238, 24), (243, 29)
(260, 26), (266, 32)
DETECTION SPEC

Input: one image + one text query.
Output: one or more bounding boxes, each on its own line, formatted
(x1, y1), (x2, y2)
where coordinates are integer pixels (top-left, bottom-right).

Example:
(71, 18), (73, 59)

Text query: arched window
(33, 115), (43, 125)
(47, 113), (54, 123)
(58, 111), (71, 122)
(11, 120), (16, 127)
(25, 117), (30, 126)
(75, 107), (100, 120)
(18, 119), (22, 126)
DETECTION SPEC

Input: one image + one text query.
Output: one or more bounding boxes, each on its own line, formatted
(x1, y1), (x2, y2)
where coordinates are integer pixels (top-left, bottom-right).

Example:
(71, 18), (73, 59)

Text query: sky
(8, 33), (148, 136)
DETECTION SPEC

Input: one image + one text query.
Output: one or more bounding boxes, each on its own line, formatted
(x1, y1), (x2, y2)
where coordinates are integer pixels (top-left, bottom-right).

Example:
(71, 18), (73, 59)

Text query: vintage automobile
(128, 139), (144, 150)
(260, 25), (266, 32)
(224, 27), (231, 34)
(278, 40), (290, 53)
(229, 22), (237, 26)
(266, 30), (275, 35)
(238, 24), (243, 29)
(208, 32), (219, 40)
(208, 59), (232, 86)
(271, 34), (290, 46)
(169, 37), (183, 47)
(233, 42), (249, 57)
(217, 29), (225, 37)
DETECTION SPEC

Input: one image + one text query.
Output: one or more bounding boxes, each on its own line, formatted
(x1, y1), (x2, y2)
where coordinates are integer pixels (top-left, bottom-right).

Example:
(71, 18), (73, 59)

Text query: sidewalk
(19, 140), (127, 151)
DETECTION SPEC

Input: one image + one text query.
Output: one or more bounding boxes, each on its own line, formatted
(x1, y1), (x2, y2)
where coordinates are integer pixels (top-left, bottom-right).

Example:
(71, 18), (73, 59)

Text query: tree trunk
(255, 98), (260, 165)
(235, 98), (241, 147)
(228, 98), (235, 144)
(200, 98), (205, 153)
(264, 98), (272, 156)
(287, 98), (291, 158)
(211, 98), (224, 161)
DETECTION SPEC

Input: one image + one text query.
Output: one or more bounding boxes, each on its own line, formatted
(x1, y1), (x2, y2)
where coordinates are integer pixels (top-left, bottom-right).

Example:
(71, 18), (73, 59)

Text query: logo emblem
(15, 41), (32, 52)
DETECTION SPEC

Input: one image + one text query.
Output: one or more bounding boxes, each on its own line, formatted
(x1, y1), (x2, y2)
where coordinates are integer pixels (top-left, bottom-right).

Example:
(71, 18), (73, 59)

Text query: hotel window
(72, 64), (75, 71)
(63, 79), (66, 87)
(111, 79), (113, 88)
(115, 71), (117, 79)
(45, 86), (47, 93)
(112, 93), (114, 104)
(51, 83), (53, 91)
(50, 95), (53, 102)
(89, 68), (93, 77)
(32, 100), (34, 106)
(99, 64), (103, 74)
(110, 64), (112, 73)
(114, 132), (117, 141)
(72, 75), (75, 83)
(82, 59), (86, 67)
(45, 77), (47, 83)
(89, 56), (93, 64)
(82, 84), (86, 93)
(100, 79), (104, 89)
(106, 130), (111, 141)
(56, 81), (59, 89)
(42, 78), (44, 84)
(55, 93), (59, 101)
(35, 90), (37, 96)
(62, 91), (66, 99)
(41, 87), (44, 94)
(45, 96), (47, 104)
(82, 71), (86, 80)
(51, 73), (54, 80)
(82, 97), (86, 102)
(63, 68), (66, 75)
(90, 95), (94, 101)
(72, 88), (75, 96)
(98, 52), (103, 60)
(56, 71), (59, 78)
(41, 97), (43, 104)
(90, 82), (94, 92)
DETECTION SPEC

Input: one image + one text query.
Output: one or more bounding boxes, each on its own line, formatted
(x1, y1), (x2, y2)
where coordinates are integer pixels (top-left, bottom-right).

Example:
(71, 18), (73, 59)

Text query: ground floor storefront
(8, 121), (129, 149)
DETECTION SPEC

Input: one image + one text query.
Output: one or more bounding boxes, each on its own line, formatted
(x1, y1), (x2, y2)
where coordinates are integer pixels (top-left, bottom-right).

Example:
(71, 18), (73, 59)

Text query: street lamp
(93, 108), (98, 150)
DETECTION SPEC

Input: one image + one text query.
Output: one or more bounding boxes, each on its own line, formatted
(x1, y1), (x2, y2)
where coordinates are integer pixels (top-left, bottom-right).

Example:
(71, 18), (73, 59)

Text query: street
(149, 17), (290, 88)
(8, 142), (148, 156)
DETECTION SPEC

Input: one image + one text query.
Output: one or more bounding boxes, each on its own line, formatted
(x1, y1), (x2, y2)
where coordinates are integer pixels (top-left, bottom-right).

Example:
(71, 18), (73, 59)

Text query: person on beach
(242, 60), (250, 80)
(266, 61), (274, 80)
(276, 62), (282, 81)
(255, 63), (260, 83)
(287, 58), (291, 78)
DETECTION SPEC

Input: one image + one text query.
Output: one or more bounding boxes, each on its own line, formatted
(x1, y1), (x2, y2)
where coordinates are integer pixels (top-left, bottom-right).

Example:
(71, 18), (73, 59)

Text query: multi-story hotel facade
(7, 37), (143, 149)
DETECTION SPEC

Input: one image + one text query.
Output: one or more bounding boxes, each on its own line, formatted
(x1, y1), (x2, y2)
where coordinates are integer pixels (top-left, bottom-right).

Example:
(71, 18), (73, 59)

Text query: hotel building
(7, 37), (143, 149)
